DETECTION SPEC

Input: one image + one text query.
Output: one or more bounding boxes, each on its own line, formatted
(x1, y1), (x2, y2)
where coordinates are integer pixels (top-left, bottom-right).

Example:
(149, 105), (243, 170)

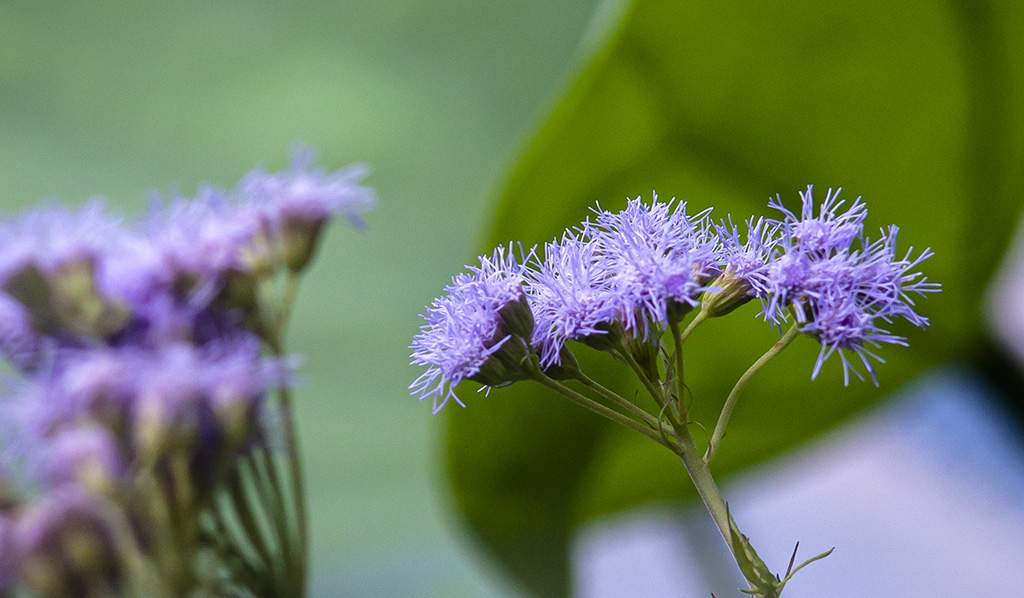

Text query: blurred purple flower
(0, 516), (15, 592)
(0, 295), (43, 372)
(40, 427), (124, 489)
(240, 144), (377, 232)
(0, 201), (121, 288)
(142, 187), (258, 287)
(14, 488), (119, 590)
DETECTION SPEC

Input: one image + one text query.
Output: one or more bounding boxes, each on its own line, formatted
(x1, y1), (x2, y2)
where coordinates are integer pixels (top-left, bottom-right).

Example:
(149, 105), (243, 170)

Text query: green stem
(705, 323), (801, 465)
(277, 381), (308, 594)
(226, 467), (280, 580)
(616, 345), (673, 419)
(275, 274), (301, 339)
(530, 366), (677, 451)
(678, 308), (709, 345)
(672, 424), (734, 551)
(669, 320), (687, 417)
(264, 271), (308, 596)
(574, 371), (663, 431)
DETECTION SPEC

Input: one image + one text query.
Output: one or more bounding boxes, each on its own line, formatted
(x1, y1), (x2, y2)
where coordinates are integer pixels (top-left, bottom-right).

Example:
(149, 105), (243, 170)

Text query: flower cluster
(411, 187), (938, 408)
(0, 147), (374, 596)
(763, 187), (939, 383)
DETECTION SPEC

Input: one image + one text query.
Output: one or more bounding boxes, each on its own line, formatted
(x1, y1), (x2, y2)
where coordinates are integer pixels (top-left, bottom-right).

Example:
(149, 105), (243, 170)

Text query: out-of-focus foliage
(445, 1), (1024, 595)
(0, 2), (602, 596)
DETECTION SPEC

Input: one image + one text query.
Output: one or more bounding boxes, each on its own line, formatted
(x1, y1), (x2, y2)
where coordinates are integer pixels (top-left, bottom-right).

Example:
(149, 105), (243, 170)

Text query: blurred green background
(0, 1), (601, 596)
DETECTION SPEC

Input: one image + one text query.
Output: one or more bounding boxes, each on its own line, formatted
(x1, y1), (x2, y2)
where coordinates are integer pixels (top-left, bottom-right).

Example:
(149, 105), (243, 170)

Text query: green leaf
(444, 1), (1024, 595)
(727, 507), (777, 595)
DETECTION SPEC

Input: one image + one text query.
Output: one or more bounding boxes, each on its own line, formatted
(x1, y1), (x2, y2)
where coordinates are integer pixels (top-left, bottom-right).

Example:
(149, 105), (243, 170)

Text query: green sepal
(3, 261), (130, 340)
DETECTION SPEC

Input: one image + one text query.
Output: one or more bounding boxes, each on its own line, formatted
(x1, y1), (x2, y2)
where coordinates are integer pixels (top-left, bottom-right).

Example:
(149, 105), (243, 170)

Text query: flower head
(14, 488), (121, 594)
(40, 427), (124, 491)
(143, 187), (258, 287)
(0, 294), (43, 373)
(765, 187), (939, 383)
(240, 145), (377, 272)
(241, 145), (377, 231)
(0, 201), (121, 289)
(703, 217), (779, 317)
(410, 245), (534, 412)
(589, 194), (718, 336)
(768, 185), (867, 256)
(527, 233), (618, 368)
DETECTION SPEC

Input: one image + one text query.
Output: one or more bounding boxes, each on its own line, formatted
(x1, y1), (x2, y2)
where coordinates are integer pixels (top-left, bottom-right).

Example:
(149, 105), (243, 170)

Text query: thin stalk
(705, 323), (801, 465)
(248, 447), (288, 550)
(669, 320), (687, 417)
(574, 371), (663, 431)
(530, 366), (678, 451)
(678, 308), (709, 345)
(275, 275), (301, 340)
(615, 346), (673, 419)
(275, 379), (308, 594)
(264, 271), (308, 595)
(226, 468), (280, 580)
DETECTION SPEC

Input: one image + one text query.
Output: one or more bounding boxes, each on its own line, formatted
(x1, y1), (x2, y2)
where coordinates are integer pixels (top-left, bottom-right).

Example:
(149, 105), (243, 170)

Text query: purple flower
(14, 488), (120, 591)
(142, 187), (258, 287)
(410, 245), (533, 412)
(715, 217), (778, 298)
(768, 185), (867, 257)
(527, 233), (618, 367)
(588, 194), (718, 336)
(0, 294), (43, 372)
(0, 515), (16, 592)
(240, 144), (377, 232)
(0, 201), (121, 289)
(765, 187), (939, 383)
(0, 147), (360, 593)
(40, 427), (124, 490)
(4, 335), (288, 482)
(703, 217), (780, 317)
(140, 146), (376, 283)
(240, 145), (377, 272)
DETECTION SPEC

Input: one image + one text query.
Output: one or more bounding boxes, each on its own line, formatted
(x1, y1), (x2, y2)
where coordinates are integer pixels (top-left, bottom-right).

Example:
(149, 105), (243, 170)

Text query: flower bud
(666, 299), (696, 324)
(280, 214), (328, 273)
(133, 390), (203, 459)
(44, 429), (123, 495)
(212, 388), (258, 451)
(497, 292), (534, 341)
(701, 266), (755, 318)
(2, 259), (129, 340)
(467, 291), (537, 387)
(540, 345), (581, 381)
(578, 321), (622, 353)
(50, 258), (130, 339)
(468, 335), (532, 388)
(17, 491), (120, 598)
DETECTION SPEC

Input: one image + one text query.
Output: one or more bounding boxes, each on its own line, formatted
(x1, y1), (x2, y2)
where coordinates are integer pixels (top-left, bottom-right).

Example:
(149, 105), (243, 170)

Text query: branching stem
(529, 364), (678, 452)
(705, 323), (801, 465)
(574, 371), (663, 431)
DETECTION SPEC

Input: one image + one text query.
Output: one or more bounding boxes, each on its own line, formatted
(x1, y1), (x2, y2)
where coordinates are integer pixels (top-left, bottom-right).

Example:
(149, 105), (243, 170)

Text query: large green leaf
(444, 1), (1024, 595)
